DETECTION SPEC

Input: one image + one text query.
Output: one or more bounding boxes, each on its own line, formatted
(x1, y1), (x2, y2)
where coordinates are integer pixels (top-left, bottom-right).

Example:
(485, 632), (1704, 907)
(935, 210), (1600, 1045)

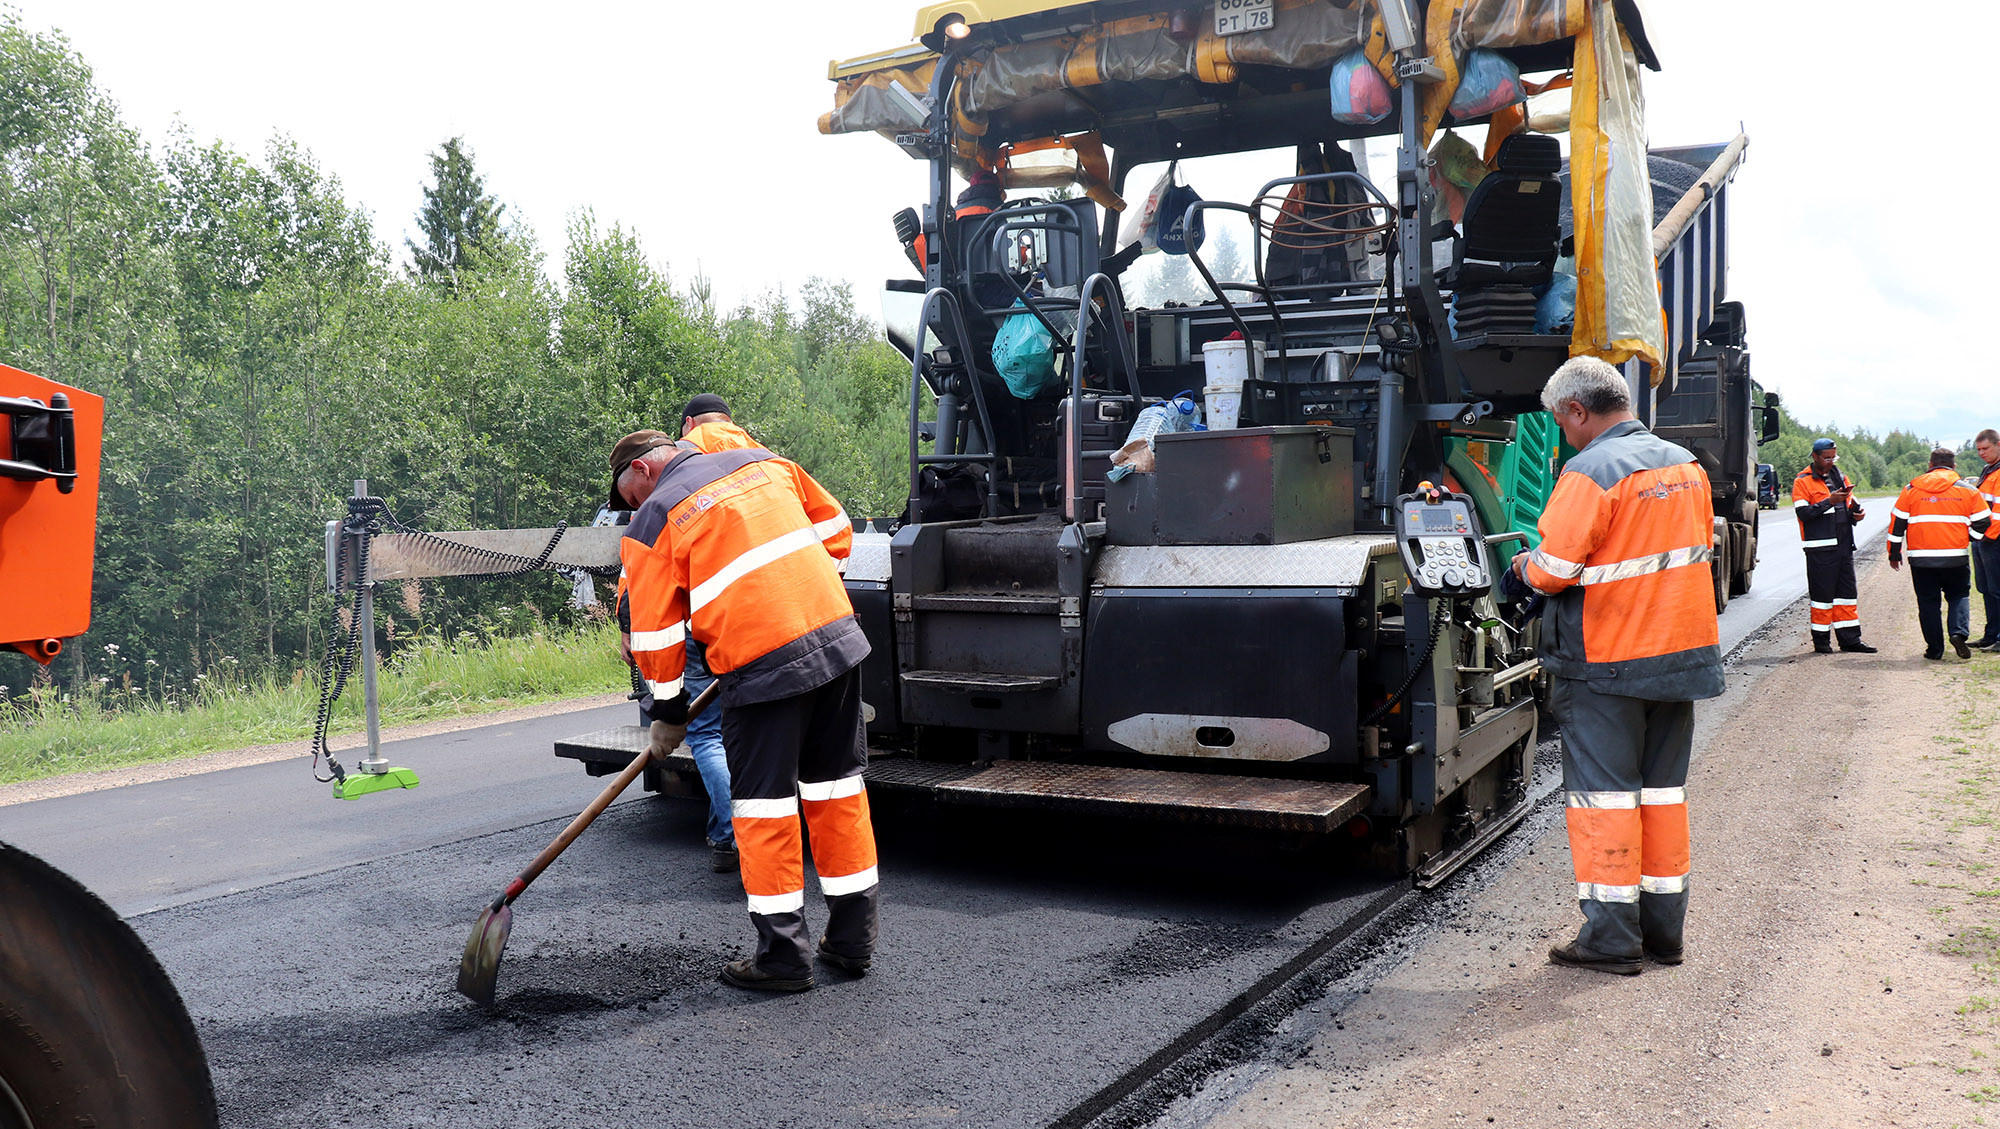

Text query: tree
(407, 137), (504, 289)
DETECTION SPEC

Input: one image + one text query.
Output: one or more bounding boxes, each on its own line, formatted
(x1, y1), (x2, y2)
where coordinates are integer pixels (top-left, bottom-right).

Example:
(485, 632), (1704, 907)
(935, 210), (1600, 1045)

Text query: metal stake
(354, 478), (387, 776)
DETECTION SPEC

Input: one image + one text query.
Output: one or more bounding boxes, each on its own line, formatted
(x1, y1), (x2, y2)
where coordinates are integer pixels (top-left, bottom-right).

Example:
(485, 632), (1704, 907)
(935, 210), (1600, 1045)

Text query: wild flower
(103, 643), (120, 655)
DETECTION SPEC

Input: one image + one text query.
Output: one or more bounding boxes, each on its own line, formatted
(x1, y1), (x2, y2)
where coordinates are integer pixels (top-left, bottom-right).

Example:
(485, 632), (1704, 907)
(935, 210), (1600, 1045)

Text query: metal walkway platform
(554, 726), (1370, 835)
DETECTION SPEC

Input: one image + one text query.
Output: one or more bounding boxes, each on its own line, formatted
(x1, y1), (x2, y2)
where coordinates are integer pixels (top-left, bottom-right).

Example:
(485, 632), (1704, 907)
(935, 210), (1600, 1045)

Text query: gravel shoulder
(1175, 553), (2000, 1128)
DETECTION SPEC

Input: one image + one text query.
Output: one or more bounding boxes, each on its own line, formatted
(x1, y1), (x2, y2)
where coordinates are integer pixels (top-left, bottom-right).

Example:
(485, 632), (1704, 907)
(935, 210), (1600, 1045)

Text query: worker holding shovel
(608, 427), (877, 993)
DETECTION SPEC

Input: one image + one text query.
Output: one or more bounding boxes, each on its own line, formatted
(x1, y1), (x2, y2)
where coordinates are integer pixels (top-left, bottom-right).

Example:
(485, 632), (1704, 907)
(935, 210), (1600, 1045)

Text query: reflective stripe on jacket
(1888, 469), (1994, 566)
(1978, 461), (2000, 541)
(622, 445), (864, 720)
(1522, 419), (1723, 700)
(1792, 465), (1856, 551)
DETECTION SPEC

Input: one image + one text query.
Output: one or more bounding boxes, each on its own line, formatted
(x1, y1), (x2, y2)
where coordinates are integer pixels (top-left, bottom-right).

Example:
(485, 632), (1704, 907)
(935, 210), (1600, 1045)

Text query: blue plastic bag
(1449, 49), (1524, 121)
(991, 302), (1063, 399)
(1329, 50), (1392, 125)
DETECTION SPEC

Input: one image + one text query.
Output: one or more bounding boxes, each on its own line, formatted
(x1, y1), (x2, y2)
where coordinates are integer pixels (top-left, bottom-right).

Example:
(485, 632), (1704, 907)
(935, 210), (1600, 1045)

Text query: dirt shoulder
(0, 691), (626, 808)
(1191, 554), (2000, 1128)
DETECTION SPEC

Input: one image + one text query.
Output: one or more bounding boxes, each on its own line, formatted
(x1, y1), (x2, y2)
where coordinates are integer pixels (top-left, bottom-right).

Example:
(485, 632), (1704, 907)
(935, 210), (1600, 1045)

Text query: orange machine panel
(0, 363), (103, 663)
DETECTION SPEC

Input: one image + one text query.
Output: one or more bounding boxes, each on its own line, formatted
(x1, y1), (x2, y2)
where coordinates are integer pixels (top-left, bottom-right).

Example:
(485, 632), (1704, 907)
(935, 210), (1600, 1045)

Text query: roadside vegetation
(0, 622), (626, 785)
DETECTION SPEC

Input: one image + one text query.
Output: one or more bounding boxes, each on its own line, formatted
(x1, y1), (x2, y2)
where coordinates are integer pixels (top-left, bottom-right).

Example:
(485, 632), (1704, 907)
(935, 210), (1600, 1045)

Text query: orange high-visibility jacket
(1977, 461), (2000, 541)
(683, 419), (762, 454)
(1888, 469), (1994, 565)
(621, 445), (862, 722)
(1792, 465), (1859, 551)
(1522, 420), (1724, 700)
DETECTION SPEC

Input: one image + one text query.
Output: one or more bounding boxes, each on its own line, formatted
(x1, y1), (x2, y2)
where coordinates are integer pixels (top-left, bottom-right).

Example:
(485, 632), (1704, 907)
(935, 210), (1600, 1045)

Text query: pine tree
(407, 137), (504, 289)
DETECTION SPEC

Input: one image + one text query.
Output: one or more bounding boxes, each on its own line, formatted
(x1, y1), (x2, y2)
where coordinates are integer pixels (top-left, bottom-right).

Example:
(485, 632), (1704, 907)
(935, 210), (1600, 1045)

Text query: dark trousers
(1973, 539), (2000, 643)
(1551, 678), (1693, 960)
(1911, 563), (1972, 656)
(1804, 548), (1861, 646)
(720, 665), (879, 978)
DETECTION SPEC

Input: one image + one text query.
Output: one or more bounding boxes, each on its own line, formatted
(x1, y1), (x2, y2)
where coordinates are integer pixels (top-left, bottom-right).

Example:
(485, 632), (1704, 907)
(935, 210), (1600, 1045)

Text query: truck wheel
(1712, 538), (1731, 613)
(1730, 530), (1756, 596)
(0, 843), (218, 1128)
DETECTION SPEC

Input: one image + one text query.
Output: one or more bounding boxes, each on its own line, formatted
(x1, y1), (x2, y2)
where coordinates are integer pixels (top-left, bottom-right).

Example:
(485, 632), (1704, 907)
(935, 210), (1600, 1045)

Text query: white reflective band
(1974, 510), (1995, 522)
(1801, 538), (1838, 549)
(647, 677), (683, 699)
(1578, 544), (1711, 586)
(1833, 598), (1858, 607)
(1908, 514), (1972, 525)
(1810, 623), (1831, 633)
(1891, 507), (1911, 520)
(813, 512), (851, 541)
(690, 526), (821, 612)
(1886, 535), (1904, 544)
(1810, 601), (1833, 610)
(1640, 874), (1688, 894)
(1792, 499), (1809, 508)
(1578, 882), (1642, 903)
(1528, 549), (1584, 580)
(746, 890), (805, 915)
(1566, 790), (1639, 809)
(798, 775), (866, 802)
(1640, 786), (1686, 805)
(1907, 548), (1969, 558)
(818, 866), (879, 897)
(732, 796), (800, 820)
(629, 624), (685, 651)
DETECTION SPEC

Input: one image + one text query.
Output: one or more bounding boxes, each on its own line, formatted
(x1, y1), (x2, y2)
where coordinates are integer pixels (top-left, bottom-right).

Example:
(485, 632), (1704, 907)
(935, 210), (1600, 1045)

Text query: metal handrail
(906, 286), (1001, 521)
(1065, 272), (1142, 521)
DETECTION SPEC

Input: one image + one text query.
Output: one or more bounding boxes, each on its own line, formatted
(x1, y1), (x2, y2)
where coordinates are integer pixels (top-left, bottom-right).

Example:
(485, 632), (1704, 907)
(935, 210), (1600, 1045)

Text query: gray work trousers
(1551, 678), (1694, 960)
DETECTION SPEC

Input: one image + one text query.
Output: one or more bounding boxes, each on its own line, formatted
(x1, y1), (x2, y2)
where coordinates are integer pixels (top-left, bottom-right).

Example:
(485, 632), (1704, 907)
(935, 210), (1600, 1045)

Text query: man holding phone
(1793, 438), (1876, 654)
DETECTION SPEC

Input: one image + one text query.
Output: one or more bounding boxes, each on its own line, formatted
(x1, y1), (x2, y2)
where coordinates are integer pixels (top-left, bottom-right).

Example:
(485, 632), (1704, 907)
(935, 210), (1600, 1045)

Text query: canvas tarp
(1567, 0), (1662, 373)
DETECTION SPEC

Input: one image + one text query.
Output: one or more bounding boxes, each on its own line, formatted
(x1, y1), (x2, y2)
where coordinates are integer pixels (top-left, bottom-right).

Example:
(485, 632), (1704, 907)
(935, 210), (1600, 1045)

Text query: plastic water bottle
(1108, 392), (1200, 481)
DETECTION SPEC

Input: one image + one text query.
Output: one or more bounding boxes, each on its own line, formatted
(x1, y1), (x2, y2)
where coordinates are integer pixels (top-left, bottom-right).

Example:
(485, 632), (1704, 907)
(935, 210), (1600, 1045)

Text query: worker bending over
(609, 424), (877, 992)
(1888, 447), (1995, 660)
(1512, 356), (1723, 976)
(1793, 438), (1876, 654)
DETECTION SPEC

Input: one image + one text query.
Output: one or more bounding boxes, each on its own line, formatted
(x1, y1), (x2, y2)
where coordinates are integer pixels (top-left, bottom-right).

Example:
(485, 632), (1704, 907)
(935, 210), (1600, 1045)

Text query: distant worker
(1510, 356), (1722, 976)
(897, 168), (1002, 270)
(608, 425), (876, 992)
(679, 392), (758, 455)
(1887, 447), (1994, 660)
(1970, 429), (2000, 651)
(1793, 438), (1876, 654)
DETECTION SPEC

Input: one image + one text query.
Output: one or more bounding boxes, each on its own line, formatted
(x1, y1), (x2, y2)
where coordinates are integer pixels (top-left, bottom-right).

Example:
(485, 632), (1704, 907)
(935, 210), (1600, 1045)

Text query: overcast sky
(17, 1), (1989, 441)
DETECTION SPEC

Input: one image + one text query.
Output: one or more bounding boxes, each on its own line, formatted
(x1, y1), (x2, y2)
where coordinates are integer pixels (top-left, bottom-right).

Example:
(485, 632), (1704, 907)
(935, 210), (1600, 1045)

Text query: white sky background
(14, 1), (1993, 441)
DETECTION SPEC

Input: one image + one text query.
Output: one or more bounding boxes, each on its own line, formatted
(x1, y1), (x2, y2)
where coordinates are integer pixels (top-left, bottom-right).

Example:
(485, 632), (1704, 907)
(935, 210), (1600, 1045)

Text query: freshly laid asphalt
(0, 505), (1883, 1128)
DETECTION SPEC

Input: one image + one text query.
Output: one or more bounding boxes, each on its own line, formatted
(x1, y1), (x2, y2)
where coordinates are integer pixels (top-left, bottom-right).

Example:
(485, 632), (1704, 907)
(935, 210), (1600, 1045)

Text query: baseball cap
(1811, 438), (1837, 453)
(682, 393), (730, 422)
(606, 429), (674, 510)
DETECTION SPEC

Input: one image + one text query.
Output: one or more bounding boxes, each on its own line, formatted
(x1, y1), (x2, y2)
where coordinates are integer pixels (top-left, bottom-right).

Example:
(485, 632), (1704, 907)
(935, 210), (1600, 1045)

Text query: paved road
(0, 508), (1879, 1128)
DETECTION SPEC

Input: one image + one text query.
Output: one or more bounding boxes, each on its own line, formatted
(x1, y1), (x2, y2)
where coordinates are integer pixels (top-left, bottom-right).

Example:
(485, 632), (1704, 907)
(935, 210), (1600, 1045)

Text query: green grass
(0, 625), (629, 785)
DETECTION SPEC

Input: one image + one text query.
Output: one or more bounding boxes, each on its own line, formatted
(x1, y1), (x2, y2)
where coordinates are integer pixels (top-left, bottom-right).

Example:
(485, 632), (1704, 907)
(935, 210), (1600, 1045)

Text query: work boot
(1839, 640), (1878, 654)
(1813, 639), (1834, 654)
(1952, 635), (1973, 659)
(1643, 944), (1685, 966)
(708, 839), (739, 874)
(1925, 650), (1945, 661)
(1981, 638), (2000, 653)
(1548, 941), (1641, 976)
(720, 958), (814, 993)
(817, 936), (872, 975)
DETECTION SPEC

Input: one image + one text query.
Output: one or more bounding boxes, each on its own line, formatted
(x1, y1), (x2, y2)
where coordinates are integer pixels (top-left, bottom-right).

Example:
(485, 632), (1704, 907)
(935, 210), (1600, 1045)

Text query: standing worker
(1511, 356), (1723, 976)
(1793, 438), (1877, 654)
(1887, 447), (1994, 659)
(1969, 429), (2000, 651)
(608, 427), (876, 992)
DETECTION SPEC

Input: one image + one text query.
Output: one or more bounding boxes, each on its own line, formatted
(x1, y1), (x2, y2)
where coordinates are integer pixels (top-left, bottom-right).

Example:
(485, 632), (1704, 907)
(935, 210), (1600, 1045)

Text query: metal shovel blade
(454, 901), (513, 1005)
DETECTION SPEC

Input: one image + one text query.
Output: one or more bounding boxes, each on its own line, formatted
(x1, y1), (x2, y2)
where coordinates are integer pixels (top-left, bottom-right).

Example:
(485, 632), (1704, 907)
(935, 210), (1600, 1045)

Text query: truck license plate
(1214, 0), (1274, 37)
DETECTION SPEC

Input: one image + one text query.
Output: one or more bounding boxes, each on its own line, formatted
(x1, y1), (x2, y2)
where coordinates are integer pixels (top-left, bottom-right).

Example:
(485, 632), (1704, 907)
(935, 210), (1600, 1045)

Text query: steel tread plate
(1092, 536), (1396, 589)
(844, 533), (893, 583)
(555, 728), (1368, 833)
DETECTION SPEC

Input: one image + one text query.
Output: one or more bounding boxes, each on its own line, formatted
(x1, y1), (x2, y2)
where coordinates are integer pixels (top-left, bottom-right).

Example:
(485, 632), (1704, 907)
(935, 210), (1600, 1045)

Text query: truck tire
(1711, 537), (1731, 614)
(1730, 526), (1756, 596)
(0, 843), (218, 1128)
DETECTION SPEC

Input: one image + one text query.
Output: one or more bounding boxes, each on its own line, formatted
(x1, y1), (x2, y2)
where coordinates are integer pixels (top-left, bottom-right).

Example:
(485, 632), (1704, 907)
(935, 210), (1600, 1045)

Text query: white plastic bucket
(1200, 338), (1265, 391)
(1203, 385), (1243, 430)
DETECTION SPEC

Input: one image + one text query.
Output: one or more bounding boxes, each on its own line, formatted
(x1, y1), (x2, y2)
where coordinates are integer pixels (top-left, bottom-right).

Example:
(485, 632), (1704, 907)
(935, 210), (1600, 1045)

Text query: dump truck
(557, 0), (1762, 881)
(1, 363), (220, 1126)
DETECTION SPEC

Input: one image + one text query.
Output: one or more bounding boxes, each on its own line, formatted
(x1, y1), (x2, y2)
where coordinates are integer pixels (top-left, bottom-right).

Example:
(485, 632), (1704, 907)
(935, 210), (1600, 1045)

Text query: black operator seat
(1446, 133), (1563, 290)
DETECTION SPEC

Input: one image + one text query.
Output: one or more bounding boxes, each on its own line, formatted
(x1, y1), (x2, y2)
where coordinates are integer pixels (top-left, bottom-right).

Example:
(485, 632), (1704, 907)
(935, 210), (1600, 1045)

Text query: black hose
(1362, 599), (1452, 728)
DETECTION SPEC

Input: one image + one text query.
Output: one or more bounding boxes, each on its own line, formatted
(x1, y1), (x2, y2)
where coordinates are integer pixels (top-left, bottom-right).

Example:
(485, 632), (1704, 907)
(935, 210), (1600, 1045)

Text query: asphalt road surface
(0, 508), (1885, 1128)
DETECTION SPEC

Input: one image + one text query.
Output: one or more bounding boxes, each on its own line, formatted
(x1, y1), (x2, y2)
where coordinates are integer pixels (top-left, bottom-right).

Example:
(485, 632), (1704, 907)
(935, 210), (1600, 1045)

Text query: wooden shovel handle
(500, 680), (720, 905)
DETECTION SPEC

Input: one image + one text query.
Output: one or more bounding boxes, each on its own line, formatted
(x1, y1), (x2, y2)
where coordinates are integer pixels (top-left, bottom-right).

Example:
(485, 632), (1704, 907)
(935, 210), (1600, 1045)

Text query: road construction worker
(1888, 447), (1995, 660)
(1793, 438), (1876, 654)
(679, 392), (759, 455)
(608, 427), (876, 992)
(1511, 356), (1722, 976)
(1970, 428), (2000, 650)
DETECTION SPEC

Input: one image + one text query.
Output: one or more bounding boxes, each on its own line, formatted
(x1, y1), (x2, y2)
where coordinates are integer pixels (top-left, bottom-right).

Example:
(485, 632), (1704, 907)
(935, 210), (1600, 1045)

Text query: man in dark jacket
(1792, 438), (1876, 654)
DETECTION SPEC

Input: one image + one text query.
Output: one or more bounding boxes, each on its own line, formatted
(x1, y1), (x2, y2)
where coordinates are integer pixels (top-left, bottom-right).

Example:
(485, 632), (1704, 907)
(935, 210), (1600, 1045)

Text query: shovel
(456, 680), (719, 1005)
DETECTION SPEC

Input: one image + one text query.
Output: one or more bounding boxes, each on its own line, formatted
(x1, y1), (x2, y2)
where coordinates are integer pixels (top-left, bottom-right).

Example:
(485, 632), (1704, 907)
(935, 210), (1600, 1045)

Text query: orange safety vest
(1978, 461), (2000, 541)
(1888, 469), (1994, 564)
(682, 418), (762, 454)
(1522, 420), (1723, 699)
(1791, 465), (1858, 551)
(622, 445), (858, 710)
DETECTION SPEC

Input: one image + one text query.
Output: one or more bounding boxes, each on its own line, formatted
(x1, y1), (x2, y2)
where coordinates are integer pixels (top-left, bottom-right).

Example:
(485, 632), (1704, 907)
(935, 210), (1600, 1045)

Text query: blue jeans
(639, 642), (734, 846)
